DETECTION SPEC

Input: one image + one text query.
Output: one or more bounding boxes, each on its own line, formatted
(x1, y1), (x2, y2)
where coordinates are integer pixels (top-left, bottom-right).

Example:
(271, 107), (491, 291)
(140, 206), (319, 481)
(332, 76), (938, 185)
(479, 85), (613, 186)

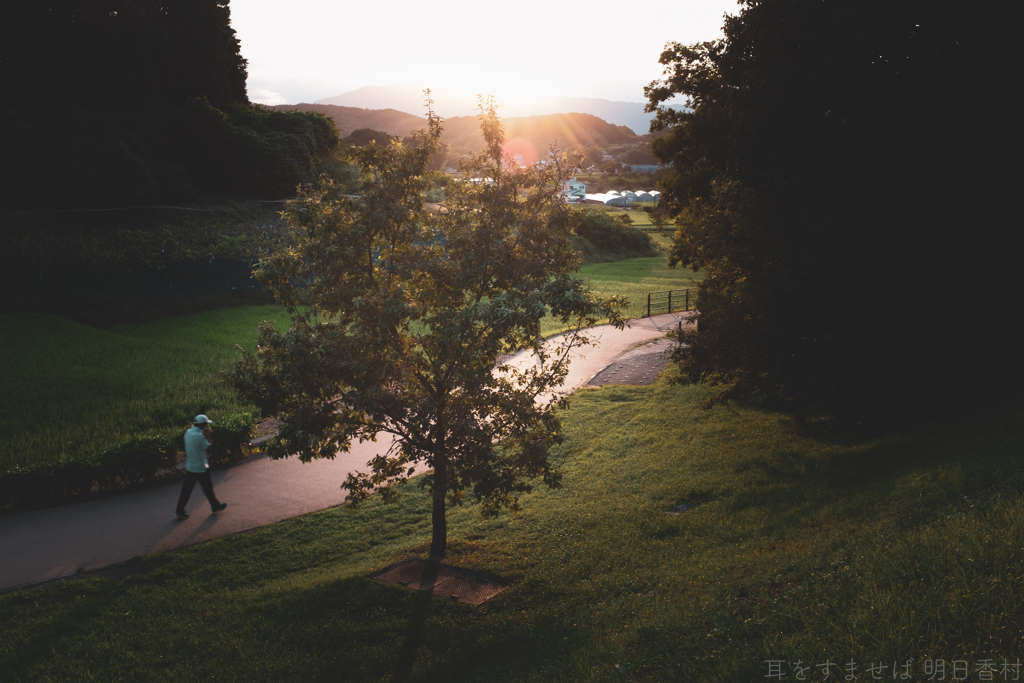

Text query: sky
(230, 0), (740, 108)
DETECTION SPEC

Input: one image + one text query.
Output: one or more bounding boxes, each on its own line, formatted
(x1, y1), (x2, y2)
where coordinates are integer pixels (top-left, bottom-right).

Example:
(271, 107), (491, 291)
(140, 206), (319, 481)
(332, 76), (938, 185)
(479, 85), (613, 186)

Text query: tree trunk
(429, 456), (448, 558)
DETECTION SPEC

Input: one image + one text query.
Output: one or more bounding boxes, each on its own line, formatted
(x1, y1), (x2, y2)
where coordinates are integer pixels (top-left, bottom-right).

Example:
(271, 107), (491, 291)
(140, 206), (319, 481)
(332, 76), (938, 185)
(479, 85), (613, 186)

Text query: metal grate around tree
(371, 557), (510, 606)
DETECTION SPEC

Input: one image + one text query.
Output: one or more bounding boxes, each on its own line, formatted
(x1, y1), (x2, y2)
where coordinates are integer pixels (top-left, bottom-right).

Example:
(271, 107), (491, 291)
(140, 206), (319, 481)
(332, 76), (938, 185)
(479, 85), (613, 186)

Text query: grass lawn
(0, 306), (288, 470)
(2, 371), (1022, 681)
(540, 254), (698, 337)
(2, 249), (697, 470)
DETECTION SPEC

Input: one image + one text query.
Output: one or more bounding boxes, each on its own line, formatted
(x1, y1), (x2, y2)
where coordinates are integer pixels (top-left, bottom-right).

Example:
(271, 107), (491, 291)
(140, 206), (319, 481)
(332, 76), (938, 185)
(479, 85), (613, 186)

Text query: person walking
(174, 414), (227, 520)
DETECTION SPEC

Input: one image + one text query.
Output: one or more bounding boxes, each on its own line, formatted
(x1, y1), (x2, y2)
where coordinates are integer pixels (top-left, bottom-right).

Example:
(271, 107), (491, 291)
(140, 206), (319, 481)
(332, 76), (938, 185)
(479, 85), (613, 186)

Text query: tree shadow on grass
(389, 560), (438, 683)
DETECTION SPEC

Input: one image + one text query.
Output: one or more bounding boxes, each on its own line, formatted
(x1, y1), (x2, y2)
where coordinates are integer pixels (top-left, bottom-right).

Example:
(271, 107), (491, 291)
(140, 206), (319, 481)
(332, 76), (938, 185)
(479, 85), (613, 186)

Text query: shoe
(174, 512), (189, 520)
(213, 502), (227, 513)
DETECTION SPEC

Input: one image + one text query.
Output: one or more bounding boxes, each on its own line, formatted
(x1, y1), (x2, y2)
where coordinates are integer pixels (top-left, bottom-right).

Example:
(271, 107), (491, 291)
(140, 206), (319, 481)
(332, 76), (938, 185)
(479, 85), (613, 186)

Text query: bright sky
(231, 0), (739, 108)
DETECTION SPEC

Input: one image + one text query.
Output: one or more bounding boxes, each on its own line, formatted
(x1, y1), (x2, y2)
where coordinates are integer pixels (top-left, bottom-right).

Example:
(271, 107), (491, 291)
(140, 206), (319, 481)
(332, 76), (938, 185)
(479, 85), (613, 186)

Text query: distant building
(562, 177), (587, 201)
(630, 164), (661, 173)
(585, 192), (629, 206)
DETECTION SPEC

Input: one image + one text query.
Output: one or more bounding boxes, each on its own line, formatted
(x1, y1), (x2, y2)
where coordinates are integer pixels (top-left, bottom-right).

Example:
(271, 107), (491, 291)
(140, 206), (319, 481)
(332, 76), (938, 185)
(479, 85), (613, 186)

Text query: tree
(648, 208), (669, 235)
(645, 0), (1020, 419)
(342, 128), (395, 146)
(228, 98), (626, 556)
(621, 146), (657, 166)
(579, 145), (605, 168)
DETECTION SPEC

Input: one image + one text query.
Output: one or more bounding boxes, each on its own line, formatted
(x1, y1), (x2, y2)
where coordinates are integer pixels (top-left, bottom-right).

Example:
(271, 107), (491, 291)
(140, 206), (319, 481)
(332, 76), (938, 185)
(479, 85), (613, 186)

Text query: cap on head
(194, 414), (213, 425)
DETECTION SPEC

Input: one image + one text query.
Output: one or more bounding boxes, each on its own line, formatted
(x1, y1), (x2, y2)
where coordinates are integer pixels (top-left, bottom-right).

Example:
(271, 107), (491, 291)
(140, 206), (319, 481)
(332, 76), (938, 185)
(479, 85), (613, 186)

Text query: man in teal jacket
(174, 414), (228, 520)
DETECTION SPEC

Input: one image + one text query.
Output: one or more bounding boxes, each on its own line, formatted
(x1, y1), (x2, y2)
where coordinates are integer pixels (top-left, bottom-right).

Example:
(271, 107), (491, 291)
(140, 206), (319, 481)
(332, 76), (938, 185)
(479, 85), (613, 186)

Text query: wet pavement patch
(371, 557), (510, 606)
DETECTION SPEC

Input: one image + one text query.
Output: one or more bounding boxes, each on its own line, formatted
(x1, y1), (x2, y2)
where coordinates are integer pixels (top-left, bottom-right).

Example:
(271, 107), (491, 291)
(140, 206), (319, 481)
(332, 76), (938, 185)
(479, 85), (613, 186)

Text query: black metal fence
(646, 288), (694, 317)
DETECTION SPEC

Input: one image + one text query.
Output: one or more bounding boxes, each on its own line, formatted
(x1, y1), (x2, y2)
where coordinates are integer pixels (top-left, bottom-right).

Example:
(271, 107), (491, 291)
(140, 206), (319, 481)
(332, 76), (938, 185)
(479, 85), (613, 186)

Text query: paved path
(0, 312), (690, 592)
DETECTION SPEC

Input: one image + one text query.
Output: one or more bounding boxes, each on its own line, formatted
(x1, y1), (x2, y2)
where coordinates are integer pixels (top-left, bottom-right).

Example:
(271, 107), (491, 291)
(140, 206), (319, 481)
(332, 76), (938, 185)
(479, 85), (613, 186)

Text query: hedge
(0, 412), (259, 513)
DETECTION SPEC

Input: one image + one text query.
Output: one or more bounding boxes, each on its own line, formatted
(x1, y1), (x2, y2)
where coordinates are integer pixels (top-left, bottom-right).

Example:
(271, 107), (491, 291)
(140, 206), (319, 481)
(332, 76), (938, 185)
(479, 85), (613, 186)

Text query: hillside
(315, 84), (661, 134)
(273, 104), (646, 163)
(441, 112), (640, 158)
(268, 103), (426, 139)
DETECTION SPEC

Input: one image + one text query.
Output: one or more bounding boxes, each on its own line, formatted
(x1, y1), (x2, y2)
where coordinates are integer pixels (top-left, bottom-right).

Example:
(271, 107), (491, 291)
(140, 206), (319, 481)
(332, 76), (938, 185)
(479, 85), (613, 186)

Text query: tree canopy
(229, 100), (626, 556)
(646, 0), (1020, 419)
(0, 0), (338, 209)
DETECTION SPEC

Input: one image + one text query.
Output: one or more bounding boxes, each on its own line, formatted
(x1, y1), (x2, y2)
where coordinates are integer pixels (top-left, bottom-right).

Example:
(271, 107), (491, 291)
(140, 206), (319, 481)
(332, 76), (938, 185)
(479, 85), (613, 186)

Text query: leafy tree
(621, 146), (657, 166)
(648, 208), (669, 235)
(572, 207), (657, 262)
(0, 0), (333, 209)
(342, 128), (395, 146)
(228, 100), (626, 556)
(580, 145), (605, 168)
(646, 0), (1019, 418)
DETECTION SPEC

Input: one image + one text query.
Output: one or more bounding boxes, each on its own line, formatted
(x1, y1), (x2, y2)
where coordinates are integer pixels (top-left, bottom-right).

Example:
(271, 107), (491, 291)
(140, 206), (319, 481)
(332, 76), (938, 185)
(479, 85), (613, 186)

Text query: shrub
(0, 459), (98, 511)
(94, 435), (177, 487)
(0, 421), (258, 513)
(171, 412), (258, 468)
(207, 412), (258, 466)
(572, 207), (658, 261)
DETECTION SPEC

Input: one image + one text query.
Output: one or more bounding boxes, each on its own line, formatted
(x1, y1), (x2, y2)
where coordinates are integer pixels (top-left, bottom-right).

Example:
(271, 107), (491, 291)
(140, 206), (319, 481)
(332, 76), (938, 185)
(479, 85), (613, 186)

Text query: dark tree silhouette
(646, 0), (1020, 419)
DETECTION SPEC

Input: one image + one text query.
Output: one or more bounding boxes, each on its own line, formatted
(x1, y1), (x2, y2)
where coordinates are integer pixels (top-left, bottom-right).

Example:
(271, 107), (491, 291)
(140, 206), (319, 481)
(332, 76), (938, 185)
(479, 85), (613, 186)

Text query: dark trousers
(176, 470), (221, 514)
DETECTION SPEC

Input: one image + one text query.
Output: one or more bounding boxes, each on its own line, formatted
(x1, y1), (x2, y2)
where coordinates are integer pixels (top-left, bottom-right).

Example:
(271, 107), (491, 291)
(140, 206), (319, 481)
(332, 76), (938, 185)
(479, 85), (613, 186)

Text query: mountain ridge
(268, 104), (649, 163)
(314, 84), (658, 135)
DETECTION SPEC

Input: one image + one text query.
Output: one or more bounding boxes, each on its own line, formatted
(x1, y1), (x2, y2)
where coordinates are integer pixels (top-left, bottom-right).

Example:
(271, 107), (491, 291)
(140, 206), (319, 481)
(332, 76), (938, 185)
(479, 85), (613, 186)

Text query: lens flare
(500, 138), (538, 168)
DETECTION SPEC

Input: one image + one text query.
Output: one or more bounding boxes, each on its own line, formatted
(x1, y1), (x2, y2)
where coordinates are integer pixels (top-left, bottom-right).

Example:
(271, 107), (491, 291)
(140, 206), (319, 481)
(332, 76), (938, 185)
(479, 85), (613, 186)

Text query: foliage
(645, 0), (1020, 418)
(341, 128), (395, 146)
(229, 99), (626, 556)
(170, 412), (258, 468)
(620, 146), (657, 166)
(0, 413), (257, 513)
(0, 435), (175, 512)
(0, 1), (339, 209)
(572, 207), (658, 263)
(1, 0), (247, 112)
(3, 204), (286, 268)
(577, 144), (605, 168)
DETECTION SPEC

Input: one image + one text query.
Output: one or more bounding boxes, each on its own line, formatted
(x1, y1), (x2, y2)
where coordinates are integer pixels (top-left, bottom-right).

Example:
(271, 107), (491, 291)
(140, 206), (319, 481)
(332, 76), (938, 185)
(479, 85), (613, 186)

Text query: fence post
(668, 290), (672, 314)
(686, 289), (689, 311)
(647, 292), (651, 318)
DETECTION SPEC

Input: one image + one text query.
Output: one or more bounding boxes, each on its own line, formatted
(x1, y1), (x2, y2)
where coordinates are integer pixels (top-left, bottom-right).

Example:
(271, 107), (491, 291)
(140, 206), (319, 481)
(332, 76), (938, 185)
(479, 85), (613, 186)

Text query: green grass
(3, 371), (1023, 682)
(0, 306), (289, 470)
(3, 246), (696, 470)
(540, 254), (699, 337)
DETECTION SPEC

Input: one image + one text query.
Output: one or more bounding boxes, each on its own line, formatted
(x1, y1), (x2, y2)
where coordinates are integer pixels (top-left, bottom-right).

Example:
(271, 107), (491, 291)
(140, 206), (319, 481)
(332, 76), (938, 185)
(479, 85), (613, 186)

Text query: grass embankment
(3, 373), (1022, 681)
(0, 306), (286, 471)
(2, 251), (697, 471)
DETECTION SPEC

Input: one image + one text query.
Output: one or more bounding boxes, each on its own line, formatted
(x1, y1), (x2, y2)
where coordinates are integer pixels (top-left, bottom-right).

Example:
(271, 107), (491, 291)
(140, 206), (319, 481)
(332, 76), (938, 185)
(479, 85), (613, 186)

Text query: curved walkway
(0, 312), (691, 592)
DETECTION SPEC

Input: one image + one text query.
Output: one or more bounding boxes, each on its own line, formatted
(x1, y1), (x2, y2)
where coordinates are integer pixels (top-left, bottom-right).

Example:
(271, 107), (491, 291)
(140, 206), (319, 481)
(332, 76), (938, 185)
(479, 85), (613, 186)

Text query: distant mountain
(440, 112), (639, 157)
(315, 84), (659, 135)
(317, 85), (476, 120)
(268, 103), (426, 139)
(271, 102), (646, 159)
